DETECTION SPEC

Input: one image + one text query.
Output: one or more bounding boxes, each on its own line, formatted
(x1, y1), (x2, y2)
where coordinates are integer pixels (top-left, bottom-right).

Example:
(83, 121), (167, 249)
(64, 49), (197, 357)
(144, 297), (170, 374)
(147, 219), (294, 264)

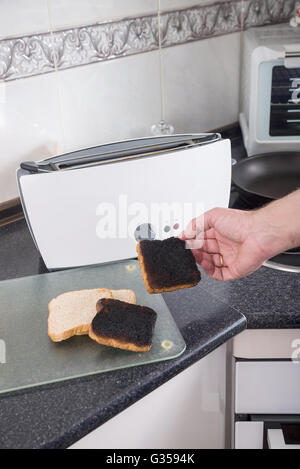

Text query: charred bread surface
(137, 237), (201, 294)
(89, 298), (157, 352)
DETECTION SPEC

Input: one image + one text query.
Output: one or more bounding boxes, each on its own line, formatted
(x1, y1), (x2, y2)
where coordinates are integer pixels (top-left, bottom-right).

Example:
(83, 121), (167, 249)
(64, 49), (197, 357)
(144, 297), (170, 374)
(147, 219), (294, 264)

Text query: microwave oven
(239, 23), (300, 156)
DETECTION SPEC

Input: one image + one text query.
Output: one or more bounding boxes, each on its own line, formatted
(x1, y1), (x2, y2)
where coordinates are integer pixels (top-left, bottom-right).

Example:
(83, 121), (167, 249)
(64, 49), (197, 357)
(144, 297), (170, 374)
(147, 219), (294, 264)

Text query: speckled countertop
(200, 267), (300, 329)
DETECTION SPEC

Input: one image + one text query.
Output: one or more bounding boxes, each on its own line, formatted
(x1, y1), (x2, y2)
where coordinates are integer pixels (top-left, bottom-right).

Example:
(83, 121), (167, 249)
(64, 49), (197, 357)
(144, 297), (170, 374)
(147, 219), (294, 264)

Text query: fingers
(190, 247), (232, 282)
(186, 236), (221, 255)
(200, 258), (233, 282)
(202, 238), (220, 254)
(199, 254), (223, 280)
(201, 260), (222, 280)
(212, 253), (226, 268)
(181, 208), (233, 282)
(186, 233), (227, 270)
(191, 249), (211, 265)
(204, 228), (217, 239)
(190, 247), (218, 271)
(180, 208), (224, 240)
(180, 216), (204, 240)
(185, 239), (204, 250)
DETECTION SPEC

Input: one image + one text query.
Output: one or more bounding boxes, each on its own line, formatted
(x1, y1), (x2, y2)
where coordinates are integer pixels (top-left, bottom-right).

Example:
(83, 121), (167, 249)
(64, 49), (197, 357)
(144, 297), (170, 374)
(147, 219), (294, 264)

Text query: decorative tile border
(0, 0), (296, 82)
(242, 0), (297, 29)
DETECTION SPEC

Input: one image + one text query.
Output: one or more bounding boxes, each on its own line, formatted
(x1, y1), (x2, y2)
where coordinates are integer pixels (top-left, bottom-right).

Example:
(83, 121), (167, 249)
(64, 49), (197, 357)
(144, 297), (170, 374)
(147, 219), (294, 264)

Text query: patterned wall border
(0, 0), (296, 82)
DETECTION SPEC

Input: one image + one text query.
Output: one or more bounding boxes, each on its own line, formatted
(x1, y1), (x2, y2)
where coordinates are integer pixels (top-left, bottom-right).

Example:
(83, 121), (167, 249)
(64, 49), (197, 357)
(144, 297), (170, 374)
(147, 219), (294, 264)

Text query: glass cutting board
(0, 260), (185, 394)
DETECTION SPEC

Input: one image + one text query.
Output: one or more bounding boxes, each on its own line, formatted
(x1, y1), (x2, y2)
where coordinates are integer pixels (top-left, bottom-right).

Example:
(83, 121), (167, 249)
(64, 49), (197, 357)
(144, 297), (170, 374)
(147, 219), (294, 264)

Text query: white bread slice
(111, 289), (136, 304)
(48, 288), (112, 342)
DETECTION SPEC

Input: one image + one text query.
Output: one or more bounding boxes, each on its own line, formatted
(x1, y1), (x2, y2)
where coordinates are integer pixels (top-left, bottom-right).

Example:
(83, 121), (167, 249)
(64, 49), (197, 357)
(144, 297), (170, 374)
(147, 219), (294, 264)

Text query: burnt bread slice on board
(89, 298), (157, 352)
(137, 237), (201, 294)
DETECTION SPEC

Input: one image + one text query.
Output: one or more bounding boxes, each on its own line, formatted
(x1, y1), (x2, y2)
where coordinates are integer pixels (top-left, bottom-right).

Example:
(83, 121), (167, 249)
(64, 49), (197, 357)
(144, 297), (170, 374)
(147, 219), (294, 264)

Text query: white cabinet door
(235, 362), (300, 414)
(235, 422), (264, 449)
(70, 345), (227, 449)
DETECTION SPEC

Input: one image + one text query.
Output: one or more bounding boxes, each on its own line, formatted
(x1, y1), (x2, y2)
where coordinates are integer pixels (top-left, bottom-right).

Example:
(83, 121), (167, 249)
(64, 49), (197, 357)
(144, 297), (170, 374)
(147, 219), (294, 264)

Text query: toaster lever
(20, 161), (58, 173)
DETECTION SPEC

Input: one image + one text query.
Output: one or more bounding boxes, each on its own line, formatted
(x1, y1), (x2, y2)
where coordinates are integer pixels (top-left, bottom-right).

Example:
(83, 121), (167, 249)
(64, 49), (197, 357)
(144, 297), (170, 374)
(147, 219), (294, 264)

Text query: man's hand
(180, 207), (288, 282)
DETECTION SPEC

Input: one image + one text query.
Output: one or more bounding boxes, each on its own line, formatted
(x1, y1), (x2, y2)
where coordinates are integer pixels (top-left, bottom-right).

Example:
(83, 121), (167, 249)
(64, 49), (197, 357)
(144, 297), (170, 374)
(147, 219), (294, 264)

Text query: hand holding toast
(181, 191), (300, 282)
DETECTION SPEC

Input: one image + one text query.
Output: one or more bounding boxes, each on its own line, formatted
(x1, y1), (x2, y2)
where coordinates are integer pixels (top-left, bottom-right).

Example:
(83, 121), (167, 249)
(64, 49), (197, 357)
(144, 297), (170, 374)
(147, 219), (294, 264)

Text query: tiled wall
(0, 0), (296, 202)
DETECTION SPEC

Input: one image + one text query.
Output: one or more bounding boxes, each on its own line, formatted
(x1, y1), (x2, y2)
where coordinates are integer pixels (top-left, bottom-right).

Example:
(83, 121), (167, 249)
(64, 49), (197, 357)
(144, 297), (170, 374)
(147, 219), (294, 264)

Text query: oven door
(256, 60), (300, 147)
(235, 417), (300, 449)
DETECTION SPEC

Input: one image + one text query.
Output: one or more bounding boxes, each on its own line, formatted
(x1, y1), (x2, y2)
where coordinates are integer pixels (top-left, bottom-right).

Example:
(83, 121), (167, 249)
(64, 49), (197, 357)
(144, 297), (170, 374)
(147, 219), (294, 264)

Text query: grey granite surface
(0, 219), (245, 449)
(199, 266), (300, 329)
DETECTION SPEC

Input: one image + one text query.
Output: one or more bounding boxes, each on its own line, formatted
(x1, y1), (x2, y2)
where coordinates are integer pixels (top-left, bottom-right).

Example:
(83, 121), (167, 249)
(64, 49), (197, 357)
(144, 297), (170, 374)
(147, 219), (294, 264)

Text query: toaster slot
(20, 133), (221, 173)
(57, 141), (190, 170)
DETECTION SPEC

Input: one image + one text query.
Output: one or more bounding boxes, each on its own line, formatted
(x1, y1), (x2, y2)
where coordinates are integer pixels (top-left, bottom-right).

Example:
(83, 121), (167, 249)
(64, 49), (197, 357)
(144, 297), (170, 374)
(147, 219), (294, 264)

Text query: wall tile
(0, 0), (50, 40)
(48, 0), (158, 30)
(161, 32), (241, 133)
(160, 0), (231, 11)
(0, 74), (64, 201)
(56, 51), (161, 152)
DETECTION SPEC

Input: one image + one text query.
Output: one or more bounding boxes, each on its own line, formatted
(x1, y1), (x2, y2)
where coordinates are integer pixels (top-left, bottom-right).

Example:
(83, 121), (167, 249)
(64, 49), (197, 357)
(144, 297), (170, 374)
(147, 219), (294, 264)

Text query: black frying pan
(232, 152), (300, 208)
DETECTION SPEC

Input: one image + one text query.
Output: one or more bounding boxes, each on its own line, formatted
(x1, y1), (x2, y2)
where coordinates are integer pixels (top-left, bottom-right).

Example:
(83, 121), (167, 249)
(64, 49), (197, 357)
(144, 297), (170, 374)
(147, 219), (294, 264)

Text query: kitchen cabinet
(70, 344), (227, 449)
(235, 361), (300, 415)
(232, 330), (300, 449)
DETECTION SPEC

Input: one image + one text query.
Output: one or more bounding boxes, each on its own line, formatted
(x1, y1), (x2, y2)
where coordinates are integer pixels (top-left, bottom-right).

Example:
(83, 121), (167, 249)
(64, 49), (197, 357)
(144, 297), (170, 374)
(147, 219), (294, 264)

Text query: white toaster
(17, 134), (231, 270)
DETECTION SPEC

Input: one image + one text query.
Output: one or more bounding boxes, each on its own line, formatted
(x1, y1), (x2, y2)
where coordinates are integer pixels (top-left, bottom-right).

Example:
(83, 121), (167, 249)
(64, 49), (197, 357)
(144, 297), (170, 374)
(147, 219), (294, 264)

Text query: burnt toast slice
(89, 298), (157, 352)
(137, 237), (201, 294)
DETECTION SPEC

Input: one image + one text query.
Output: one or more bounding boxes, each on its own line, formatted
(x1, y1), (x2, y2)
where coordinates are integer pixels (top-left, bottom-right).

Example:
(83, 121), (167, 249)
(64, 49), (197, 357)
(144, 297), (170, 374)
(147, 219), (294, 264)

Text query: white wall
(0, 0), (241, 203)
